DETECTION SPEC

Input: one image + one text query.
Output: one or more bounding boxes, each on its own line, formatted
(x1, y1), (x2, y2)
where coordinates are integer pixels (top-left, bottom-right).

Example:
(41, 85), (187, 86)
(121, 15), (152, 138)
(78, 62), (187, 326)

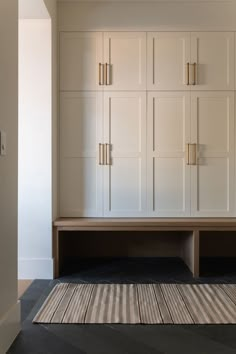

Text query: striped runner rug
(33, 283), (236, 324)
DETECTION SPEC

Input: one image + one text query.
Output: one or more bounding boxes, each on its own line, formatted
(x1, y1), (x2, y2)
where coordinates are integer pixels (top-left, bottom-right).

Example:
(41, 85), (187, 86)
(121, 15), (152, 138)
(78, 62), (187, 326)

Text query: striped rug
(33, 283), (236, 324)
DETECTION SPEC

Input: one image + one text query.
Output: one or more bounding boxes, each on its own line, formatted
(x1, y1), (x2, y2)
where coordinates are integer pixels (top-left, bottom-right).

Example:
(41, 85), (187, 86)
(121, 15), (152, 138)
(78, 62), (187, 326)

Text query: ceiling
(19, 0), (235, 19)
(57, 0), (234, 2)
(19, 0), (50, 19)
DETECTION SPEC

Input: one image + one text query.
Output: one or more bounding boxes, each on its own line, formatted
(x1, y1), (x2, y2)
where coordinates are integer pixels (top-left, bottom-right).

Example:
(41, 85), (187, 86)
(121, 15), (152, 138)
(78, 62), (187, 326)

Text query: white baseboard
(0, 301), (21, 354)
(18, 257), (54, 279)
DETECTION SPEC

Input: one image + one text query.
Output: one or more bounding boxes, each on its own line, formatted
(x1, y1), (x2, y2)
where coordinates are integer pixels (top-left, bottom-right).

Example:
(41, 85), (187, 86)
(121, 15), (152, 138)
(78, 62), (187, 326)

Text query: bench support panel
(181, 230), (199, 277)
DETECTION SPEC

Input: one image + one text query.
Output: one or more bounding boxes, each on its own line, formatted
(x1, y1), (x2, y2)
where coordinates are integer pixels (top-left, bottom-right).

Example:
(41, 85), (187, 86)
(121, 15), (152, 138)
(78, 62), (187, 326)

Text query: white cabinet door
(191, 92), (235, 216)
(147, 32), (191, 91)
(147, 92), (191, 216)
(191, 32), (234, 90)
(104, 32), (146, 90)
(60, 32), (103, 91)
(103, 92), (146, 216)
(60, 92), (103, 216)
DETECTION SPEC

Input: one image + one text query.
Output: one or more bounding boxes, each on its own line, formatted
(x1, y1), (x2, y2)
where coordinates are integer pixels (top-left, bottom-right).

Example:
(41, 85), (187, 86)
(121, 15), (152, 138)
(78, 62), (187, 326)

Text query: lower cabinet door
(59, 92), (103, 217)
(103, 92), (147, 216)
(191, 91), (235, 217)
(147, 92), (191, 216)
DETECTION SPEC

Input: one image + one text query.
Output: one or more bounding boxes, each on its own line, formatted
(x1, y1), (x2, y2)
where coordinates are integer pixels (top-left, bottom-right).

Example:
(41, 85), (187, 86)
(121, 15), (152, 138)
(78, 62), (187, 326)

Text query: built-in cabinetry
(60, 32), (146, 91)
(147, 91), (234, 217)
(147, 32), (234, 90)
(59, 31), (235, 217)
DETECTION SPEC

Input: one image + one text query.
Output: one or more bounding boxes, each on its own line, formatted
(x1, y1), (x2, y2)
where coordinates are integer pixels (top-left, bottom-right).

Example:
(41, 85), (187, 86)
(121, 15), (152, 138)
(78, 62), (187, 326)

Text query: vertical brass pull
(192, 143), (197, 165)
(186, 143), (190, 165)
(105, 143), (111, 165)
(106, 63), (110, 85)
(99, 63), (102, 85)
(104, 143), (107, 165)
(189, 63), (197, 85)
(193, 62), (197, 85)
(186, 63), (189, 85)
(188, 143), (197, 165)
(104, 63), (107, 86)
(99, 63), (104, 86)
(104, 63), (111, 85)
(99, 143), (103, 165)
(189, 64), (194, 85)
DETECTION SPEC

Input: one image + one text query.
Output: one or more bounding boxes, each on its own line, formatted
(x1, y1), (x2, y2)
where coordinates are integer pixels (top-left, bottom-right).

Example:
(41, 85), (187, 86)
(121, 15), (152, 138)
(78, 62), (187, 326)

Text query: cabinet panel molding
(191, 91), (235, 216)
(147, 91), (191, 216)
(60, 92), (103, 217)
(103, 91), (147, 216)
(147, 32), (191, 91)
(60, 32), (103, 91)
(104, 32), (146, 90)
(191, 32), (235, 90)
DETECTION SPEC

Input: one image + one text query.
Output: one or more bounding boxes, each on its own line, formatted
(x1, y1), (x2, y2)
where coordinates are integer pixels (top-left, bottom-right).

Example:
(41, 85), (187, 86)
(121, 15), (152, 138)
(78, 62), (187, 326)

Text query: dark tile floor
(8, 257), (236, 354)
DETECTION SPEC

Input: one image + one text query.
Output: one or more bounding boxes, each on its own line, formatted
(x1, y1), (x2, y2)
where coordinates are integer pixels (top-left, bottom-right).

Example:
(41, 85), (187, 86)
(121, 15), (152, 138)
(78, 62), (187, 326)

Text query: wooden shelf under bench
(53, 218), (236, 279)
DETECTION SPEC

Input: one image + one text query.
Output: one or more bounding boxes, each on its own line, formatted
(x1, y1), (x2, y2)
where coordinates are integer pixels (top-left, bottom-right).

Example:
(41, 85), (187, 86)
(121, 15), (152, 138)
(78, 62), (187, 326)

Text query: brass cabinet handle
(186, 144), (197, 165)
(104, 63), (111, 85)
(191, 143), (197, 165)
(189, 64), (194, 85)
(104, 142), (107, 164)
(186, 143), (190, 165)
(106, 63), (110, 85)
(105, 143), (111, 165)
(99, 63), (104, 86)
(193, 62), (197, 85)
(186, 63), (189, 85)
(187, 143), (197, 165)
(99, 144), (111, 165)
(99, 143), (103, 165)
(104, 63), (107, 85)
(189, 63), (197, 85)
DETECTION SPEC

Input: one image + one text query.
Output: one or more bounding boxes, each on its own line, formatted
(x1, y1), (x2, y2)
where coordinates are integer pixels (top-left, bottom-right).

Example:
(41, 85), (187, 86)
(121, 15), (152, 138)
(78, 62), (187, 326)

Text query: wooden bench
(53, 218), (236, 278)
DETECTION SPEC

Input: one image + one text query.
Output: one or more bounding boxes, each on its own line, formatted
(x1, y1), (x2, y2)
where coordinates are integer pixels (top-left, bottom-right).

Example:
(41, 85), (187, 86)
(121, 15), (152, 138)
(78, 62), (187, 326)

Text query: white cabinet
(104, 32), (146, 90)
(147, 92), (191, 216)
(60, 31), (146, 91)
(147, 91), (235, 217)
(60, 92), (103, 216)
(147, 32), (191, 91)
(148, 32), (235, 91)
(191, 32), (234, 91)
(103, 92), (147, 216)
(60, 32), (103, 91)
(59, 30), (235, 218)
(191, 91), (235, 216)
(59, 31), (147, 217)
(60, 91), (147, 217)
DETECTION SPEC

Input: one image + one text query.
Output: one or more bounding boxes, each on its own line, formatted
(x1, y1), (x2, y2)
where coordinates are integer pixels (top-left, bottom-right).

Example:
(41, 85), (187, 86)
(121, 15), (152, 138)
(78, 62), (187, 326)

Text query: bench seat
(53, 218), (236, 278)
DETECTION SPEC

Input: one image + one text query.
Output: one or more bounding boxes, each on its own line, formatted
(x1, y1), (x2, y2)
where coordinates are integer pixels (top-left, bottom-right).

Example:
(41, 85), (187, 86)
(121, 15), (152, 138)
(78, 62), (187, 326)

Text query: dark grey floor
(8, 257), (236, 354)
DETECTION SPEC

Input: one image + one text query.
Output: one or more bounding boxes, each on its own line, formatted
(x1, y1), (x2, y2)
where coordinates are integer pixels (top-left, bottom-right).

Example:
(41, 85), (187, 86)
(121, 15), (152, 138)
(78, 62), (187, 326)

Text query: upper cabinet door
(104, 32), (146, 90)
(147, 32), (191, 91)
(60, 32), (103, 91)
(191, 32), (234, 90)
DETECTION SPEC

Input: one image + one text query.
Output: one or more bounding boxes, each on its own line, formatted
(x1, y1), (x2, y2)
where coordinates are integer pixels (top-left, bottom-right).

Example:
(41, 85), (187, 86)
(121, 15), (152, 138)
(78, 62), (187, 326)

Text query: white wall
(0, 0), (20, 352)
(44, 0), (58, 221)
(18, 0), (57, 280)
(18, 19), (53, 279)
(58, 1), (236, 31)
(19, 0), (50, 19)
